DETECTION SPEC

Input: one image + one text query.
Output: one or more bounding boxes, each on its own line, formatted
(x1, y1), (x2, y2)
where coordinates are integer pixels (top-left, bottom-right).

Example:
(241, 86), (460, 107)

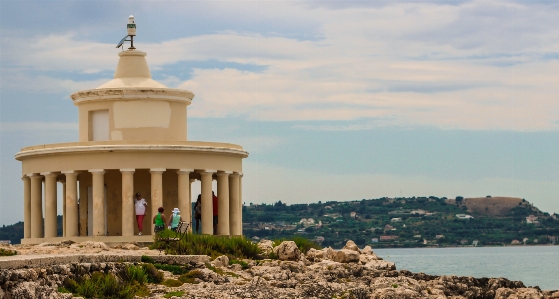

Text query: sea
(374, 246), (559, 291)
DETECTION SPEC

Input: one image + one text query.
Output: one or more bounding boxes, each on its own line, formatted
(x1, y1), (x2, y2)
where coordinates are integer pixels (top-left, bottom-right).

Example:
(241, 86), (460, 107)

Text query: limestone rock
(79, 241), (110, 250)
(257, 239), (274, 255)
(343, 240), (360, 252)
(332, 249), (360, 263)
(272, 241), (301, 261)
(121, 243), (139, 250)
(322, 247), (336, 260)
(361, 245), (374, 255)
(305, 248), (322, 262)
(495, 287), (545, 299)
(213, 255), (229, 268)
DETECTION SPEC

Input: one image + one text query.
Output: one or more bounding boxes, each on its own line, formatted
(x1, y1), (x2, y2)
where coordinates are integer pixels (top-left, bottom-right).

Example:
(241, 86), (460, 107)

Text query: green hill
(2, 197), (558, 248)
(242, 196), (559, 248)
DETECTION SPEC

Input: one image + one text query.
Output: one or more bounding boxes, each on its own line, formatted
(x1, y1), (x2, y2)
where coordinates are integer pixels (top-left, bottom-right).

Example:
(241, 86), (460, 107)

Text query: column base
(20, 235), (155, 245)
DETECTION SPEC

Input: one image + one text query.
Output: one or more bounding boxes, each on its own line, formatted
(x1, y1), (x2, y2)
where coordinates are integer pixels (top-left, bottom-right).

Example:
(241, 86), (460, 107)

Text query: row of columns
(22, 168), (243, 240)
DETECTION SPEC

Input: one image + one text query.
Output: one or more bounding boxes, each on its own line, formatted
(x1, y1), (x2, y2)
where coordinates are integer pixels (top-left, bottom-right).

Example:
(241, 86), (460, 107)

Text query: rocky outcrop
(272, 241), (301, 261)
(1, 240), (557, 299)
(257, 239), (274, 256)
(333, 249), (360, 263)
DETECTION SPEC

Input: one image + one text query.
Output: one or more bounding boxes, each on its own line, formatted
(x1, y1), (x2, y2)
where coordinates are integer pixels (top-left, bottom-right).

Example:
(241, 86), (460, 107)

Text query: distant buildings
(456, 214), (474, 220)
(511, 240), (522, 245)
(299, 218), (315, 227)
(436, 235), (445, 239)
(526, 215), (539, 224)
(472, 240), (479, 247)
(391, 218), (402, 222)
(380, 236), (399, 242)
(371, 238), (378, 243)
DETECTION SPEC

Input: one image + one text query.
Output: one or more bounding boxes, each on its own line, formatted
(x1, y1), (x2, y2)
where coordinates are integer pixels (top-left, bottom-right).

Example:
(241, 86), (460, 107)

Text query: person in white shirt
(134, 192), (148, 235)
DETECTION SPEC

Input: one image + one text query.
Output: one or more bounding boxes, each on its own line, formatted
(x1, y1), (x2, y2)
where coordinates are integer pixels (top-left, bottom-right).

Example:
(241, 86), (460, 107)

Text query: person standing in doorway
(212, 191), (218, 235)
(194, 195), (202, 233)
(135, 192), (147, 235)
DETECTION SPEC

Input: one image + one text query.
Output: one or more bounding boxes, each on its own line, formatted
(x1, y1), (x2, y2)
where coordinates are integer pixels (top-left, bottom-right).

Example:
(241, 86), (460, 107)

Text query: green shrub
(229, 259), (249, 269)
(178, 270), (203, 284)
(273, 236), (322, 254)
(0, 248), (17, 256)
(141, 255), (155, 263)
(161, 279), (183, 287)
(65, 269), (150, 299)
(150, 232), (261, 259)
(142, 263), (164, 284)
(122, 265), (148, 285)
(165, 291), (186, 298)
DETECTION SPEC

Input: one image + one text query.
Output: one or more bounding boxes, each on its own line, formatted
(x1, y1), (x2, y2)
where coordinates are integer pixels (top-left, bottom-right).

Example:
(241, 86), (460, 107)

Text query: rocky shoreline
(1, 240), (558, 299)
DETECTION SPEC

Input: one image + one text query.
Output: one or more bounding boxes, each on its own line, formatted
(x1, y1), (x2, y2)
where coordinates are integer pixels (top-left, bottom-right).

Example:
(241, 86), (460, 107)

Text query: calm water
(374, 246), (559, 290)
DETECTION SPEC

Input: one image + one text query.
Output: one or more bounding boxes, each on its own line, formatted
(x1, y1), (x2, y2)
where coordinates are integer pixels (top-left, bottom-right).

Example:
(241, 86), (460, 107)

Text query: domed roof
(96, 50), (167, 89)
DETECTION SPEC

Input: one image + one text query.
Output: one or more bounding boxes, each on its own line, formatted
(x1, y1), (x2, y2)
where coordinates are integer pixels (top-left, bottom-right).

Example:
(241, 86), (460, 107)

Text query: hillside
(1, 197), (558, 248)
(241, 196), (559, 248)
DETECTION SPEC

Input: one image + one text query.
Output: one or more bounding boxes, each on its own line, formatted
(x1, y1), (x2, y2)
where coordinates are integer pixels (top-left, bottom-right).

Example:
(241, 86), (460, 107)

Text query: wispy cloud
(0, 122), (78, 133)
(1, 1), (558, 131)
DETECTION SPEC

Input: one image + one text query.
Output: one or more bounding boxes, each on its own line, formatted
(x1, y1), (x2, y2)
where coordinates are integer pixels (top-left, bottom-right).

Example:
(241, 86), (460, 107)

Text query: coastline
(1, 240), (558, 298)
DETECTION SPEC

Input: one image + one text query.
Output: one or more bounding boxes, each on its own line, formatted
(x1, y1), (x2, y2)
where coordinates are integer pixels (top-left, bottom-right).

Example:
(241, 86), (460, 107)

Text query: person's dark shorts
(213, 215), (218, 226)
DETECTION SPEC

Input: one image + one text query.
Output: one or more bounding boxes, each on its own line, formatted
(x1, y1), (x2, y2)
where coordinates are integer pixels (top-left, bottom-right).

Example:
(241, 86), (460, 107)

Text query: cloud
(0, 122), (78, 133)
(1, 1), (558, 131)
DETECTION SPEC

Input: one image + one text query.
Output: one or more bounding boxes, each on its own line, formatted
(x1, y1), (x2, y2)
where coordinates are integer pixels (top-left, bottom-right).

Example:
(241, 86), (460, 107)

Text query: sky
(1, 0), (558, 225)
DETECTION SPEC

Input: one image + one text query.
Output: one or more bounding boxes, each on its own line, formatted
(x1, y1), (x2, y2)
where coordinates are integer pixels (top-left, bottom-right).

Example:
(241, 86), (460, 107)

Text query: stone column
(199, 170), (215, 235)
(177, 169), (193, 232)
(30, 174), (43, 238)
(22, 175), (31, 239)
(229, 172), (240, 236)
(42, 172), (58, 238)
(239, 173), (243, 236)
(63, 171), (79, 237)
(150, 168), (165, 234)
(216, 171), (231, 235)
(90, 169), (105, 236)
(60, 180), (66, 236)
(120, 169), (135, 237)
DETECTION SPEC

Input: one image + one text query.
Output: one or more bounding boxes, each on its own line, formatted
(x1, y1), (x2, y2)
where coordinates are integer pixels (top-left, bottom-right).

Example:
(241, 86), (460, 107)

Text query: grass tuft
(179, 269), (203, 284)
(161, 279), (183, 287)
(150, 231), (261, 259)
(229, 259), (250, 269)
(0, 248), (17, 256)
(164, 290), (186, 298)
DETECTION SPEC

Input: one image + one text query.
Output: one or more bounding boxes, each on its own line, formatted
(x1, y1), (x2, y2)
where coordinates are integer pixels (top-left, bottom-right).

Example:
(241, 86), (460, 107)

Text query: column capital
(40, 172), (59, 177)
(21, 175), (30, 180)
(25, 173), (37, 177)
(61, 170), (78, 174)
(178, 168), (194, 173)
(197, 169), (216, 174)
(217, 171), (233, 176)
(120, 168), (135, 173)
(150, 168), (166, 173)
(230, 172), (241, 177)
(89, 169), (105, 174)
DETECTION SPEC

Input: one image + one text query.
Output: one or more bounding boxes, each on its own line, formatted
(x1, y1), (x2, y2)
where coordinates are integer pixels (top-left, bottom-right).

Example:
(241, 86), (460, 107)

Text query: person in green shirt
(153, 207), (167, 233)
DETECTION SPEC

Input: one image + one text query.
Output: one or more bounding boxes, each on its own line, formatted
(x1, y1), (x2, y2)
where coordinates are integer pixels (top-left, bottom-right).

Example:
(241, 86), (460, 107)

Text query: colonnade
(21, 169), (243, 241)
